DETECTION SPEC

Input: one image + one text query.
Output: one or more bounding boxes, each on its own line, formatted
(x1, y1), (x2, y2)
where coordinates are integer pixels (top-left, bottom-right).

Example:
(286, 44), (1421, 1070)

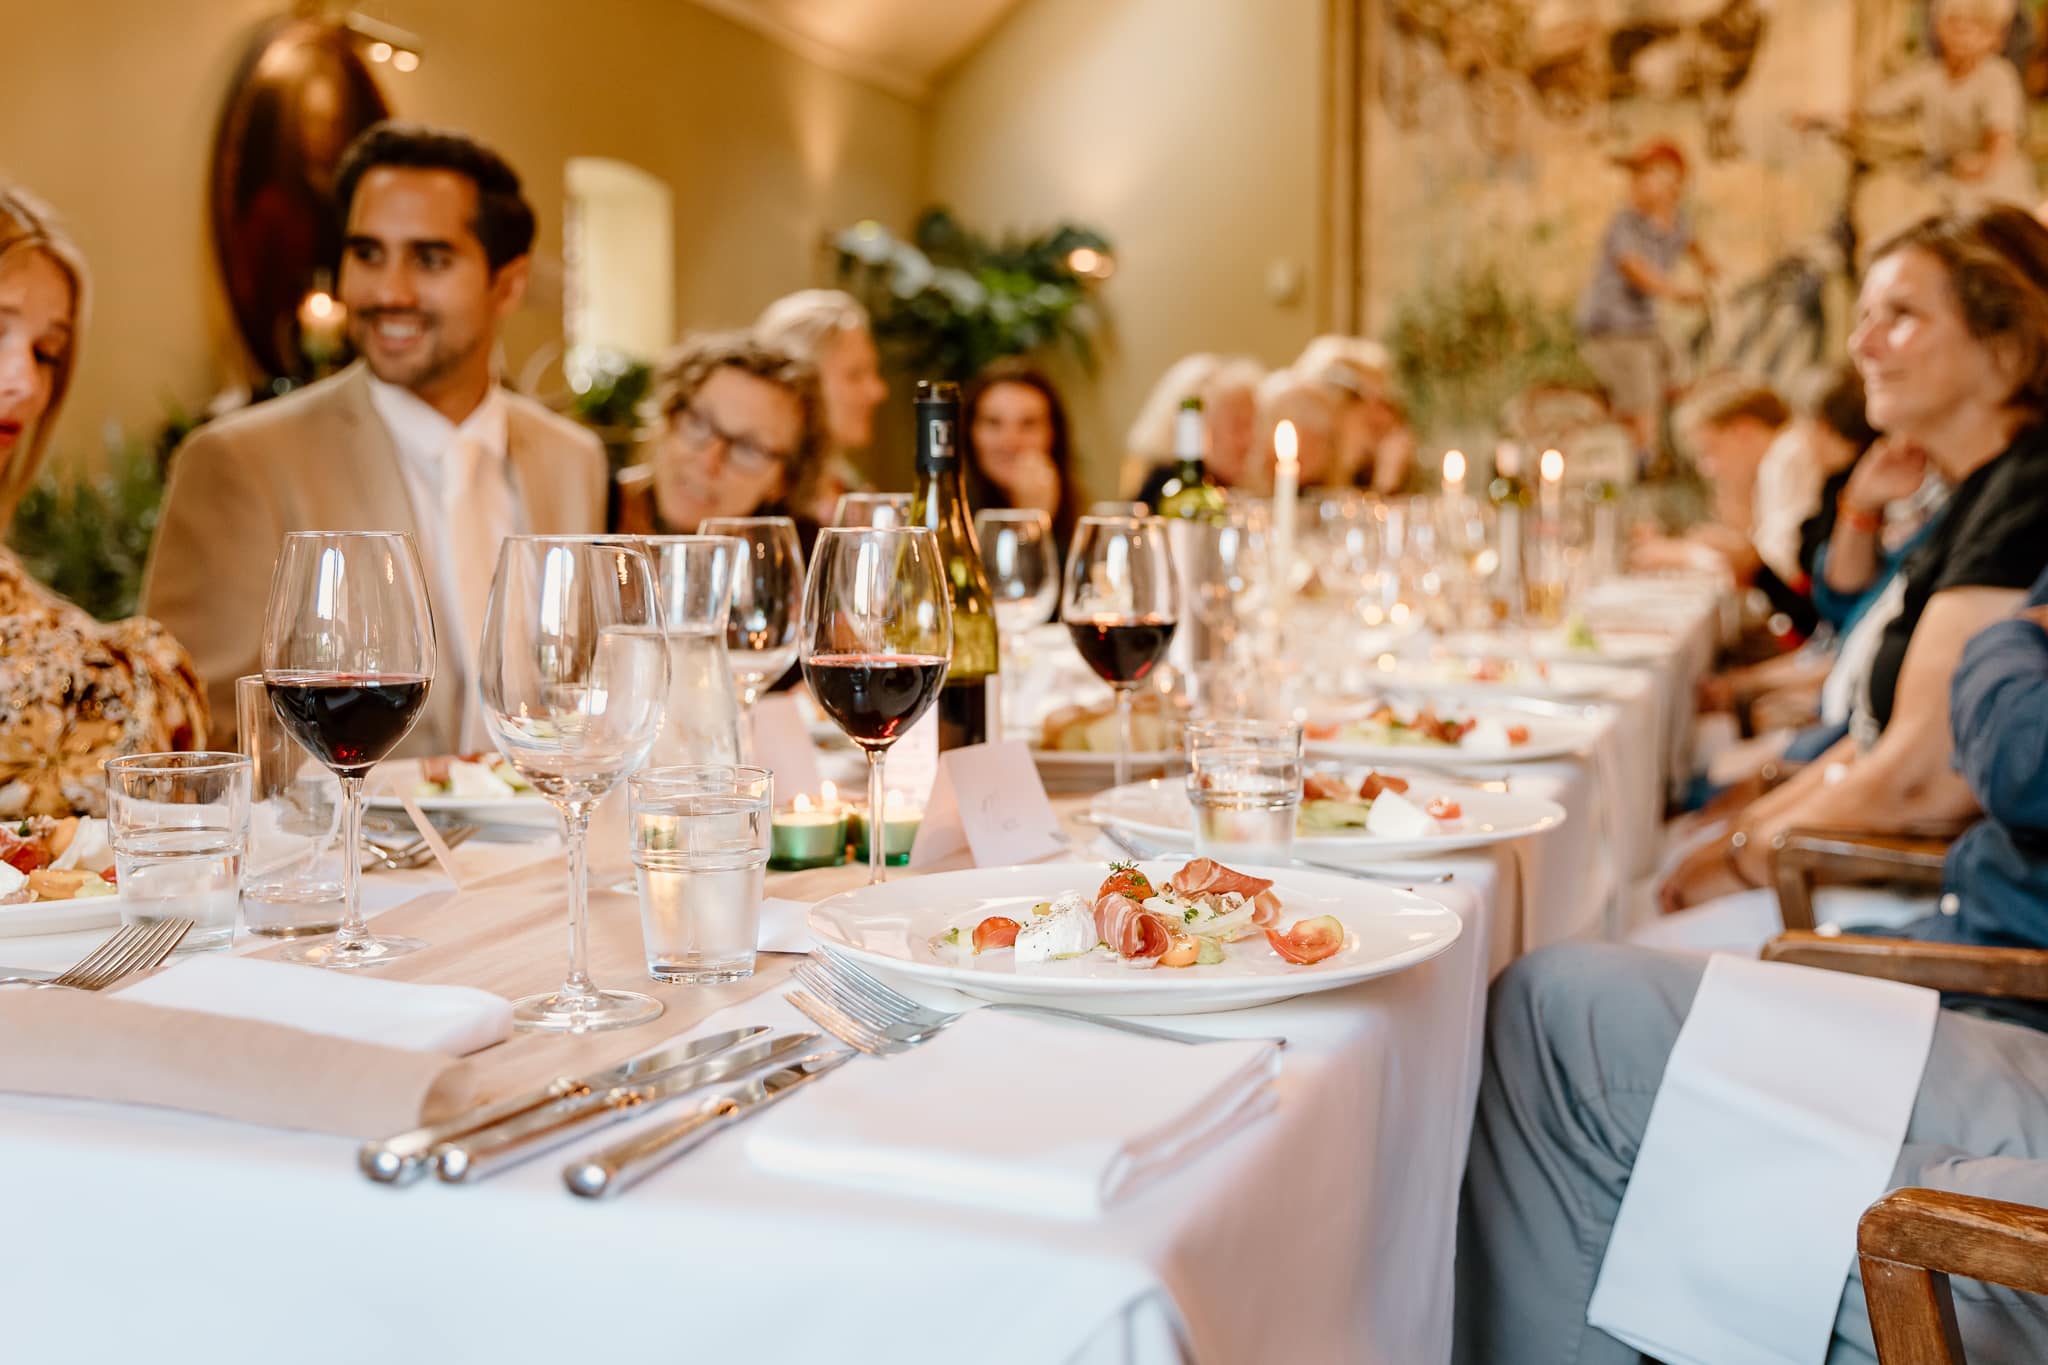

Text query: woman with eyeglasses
(611, 332), (827, 551)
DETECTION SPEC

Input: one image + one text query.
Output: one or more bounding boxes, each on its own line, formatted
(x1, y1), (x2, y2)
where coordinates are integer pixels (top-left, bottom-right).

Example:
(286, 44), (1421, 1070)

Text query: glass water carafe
(639, 536), (745, 765)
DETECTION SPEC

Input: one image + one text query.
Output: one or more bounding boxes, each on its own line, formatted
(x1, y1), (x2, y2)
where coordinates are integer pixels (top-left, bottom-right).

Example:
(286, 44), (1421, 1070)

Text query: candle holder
(846, 800), (920, 866)
(768, 792), (847, 870)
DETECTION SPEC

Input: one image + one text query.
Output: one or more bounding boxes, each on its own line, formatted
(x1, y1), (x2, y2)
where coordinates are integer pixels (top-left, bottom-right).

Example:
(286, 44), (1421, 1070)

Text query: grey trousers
(1453, 943), (2048, 1364)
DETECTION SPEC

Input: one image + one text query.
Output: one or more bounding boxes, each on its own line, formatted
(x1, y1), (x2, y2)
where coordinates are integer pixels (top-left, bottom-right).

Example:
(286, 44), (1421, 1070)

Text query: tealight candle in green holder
(847, 789), (921, 866)
(769, 784), (848, 870)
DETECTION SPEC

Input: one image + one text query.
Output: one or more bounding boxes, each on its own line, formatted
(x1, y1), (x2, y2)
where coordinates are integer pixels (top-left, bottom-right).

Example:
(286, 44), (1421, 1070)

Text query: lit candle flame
(792, 792), (812, 813)
(1275, 419), (1299, 468)
(1442, 449), (1466, 487)
(820, 779), (837, 805)
(1540, 448), (1564, 483)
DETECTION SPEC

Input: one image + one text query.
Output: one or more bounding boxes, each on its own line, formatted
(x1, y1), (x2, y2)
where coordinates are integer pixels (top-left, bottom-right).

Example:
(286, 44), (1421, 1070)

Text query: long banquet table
(0, 576), (1724, 1364)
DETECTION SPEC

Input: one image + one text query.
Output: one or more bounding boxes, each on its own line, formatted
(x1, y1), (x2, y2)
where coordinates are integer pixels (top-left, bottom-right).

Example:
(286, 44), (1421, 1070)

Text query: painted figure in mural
(1574, 138), (1719, 463)
(1856, 0), (2037, 212)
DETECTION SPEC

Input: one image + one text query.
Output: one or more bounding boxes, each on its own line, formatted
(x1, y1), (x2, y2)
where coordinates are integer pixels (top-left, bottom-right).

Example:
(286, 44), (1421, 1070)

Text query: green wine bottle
(909, 380), (1000, 750)
(1153, 397), (1229, 524)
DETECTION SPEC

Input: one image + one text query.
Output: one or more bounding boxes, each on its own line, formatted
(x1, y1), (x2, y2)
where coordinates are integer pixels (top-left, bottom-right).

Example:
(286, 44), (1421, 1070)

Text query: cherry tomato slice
(1098, 863), (1154, 903)
(1505, 724), (1530, 744)
(1425, 797), (1462, 820)
(3, 843), (46, 874)
(1264, 915), (1346, 965)
(972, 916), (1022, 953)
(100, 866), (118, 884)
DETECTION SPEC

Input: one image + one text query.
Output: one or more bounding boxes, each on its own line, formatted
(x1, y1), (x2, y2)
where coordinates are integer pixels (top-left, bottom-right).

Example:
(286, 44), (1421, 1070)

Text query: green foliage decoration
(831, 207), (1112, 382)
(7, 409), (196, 622)
(567, 350), (655, 475)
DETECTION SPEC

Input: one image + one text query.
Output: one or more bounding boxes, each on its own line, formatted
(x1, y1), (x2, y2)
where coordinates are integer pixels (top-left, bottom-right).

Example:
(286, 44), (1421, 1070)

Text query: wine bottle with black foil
(908, 380), (1001, 750)
(1153, 397), (1229, 524)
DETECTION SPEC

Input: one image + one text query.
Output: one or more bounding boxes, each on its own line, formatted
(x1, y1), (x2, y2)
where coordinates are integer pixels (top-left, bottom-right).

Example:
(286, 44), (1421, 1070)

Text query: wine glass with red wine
(260, 531), (436, 968)
(799, 526), (952, 884)
(1060, 515), (1182, 789)
(478, 537), (670, 1033)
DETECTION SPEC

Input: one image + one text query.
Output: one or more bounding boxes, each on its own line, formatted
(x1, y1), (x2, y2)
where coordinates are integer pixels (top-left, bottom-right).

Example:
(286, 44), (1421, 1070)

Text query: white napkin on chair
(1586, 953), (1938, 1365)
(744, 1009), (1280, 1219)
(117, 956), (512, 1056)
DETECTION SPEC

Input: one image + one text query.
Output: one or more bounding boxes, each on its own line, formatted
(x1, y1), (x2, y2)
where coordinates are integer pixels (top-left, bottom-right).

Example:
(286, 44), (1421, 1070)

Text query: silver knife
(436, 1031), (816, 1184)
(563, 1050), (853, 1199)
(358, 1024), (769, 1185)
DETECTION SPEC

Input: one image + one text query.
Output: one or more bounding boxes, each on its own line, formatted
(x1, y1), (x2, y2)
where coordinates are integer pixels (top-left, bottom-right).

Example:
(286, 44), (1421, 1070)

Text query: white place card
(751, 692), (823, 800)
(910, 740), (1066, 869)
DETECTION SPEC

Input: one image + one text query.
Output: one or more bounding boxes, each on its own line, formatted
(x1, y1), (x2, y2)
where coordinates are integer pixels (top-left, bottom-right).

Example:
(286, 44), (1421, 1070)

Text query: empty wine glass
(974, 507), (1058, 641)
(260, 531), (436, 969)
(799, 526), (952, 884)
(700, 516), (804, 724)
(478, 537), (669, 1032)
(832, 492), (913, 528)
(1061, 515), (1181, 789)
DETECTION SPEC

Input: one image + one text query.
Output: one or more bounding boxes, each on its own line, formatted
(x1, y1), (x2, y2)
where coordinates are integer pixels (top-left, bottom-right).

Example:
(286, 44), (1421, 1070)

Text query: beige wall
(2, 0), (924, 469)
(926, 0), (1324, 500)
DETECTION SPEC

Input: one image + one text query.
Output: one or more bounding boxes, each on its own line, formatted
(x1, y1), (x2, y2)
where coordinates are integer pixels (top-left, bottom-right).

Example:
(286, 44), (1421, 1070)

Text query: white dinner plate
(1303, 704), (1601, 767)
(1437, 628), (1671, 669)
(0, 890), (122, 939)
(1026, 744), (1179, 779)
(806, 859), (1463, 1015)
(1089, 774), (1566, 862)
(367, 759), (560, 828)
(1374, 655), (1621, 702)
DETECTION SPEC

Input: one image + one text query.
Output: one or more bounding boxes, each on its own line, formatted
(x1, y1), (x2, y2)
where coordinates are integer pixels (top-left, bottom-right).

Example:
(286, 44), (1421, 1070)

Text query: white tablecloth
(0, 852), (1507, 1365)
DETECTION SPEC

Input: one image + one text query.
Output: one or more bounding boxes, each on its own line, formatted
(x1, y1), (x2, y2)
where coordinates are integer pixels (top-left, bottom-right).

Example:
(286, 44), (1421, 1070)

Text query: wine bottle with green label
(909, 380), (1000, 749)
(1153, 396), (1228, 524)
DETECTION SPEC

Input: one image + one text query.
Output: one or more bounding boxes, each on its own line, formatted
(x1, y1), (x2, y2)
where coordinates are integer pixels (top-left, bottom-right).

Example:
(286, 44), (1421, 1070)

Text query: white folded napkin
(116, 956), (512, 1056)
(757, 897), (816, 954)
(1587, 954), (1938, 1365)
(744, 1009), (1280, 1219)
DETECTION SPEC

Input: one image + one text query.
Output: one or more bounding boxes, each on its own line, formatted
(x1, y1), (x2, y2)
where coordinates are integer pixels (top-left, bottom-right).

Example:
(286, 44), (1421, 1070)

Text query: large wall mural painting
(1339, 0), (2048, 448)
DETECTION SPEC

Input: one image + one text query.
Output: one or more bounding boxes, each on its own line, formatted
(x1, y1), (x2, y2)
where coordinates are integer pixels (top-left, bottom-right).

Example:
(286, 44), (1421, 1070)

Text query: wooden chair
(1768, 825), (1949, 932)
(1763, 830), (2048, 1362)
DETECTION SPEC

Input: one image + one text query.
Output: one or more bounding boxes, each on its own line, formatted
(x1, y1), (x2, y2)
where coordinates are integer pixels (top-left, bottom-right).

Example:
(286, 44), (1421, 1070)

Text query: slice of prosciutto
(1095, 892), (1174, 964)
(1171, 857), (1282, 927)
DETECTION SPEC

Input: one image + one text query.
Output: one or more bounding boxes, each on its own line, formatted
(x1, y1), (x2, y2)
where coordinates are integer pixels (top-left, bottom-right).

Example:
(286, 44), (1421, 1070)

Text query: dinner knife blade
(563, 1050), (853, 1199)
(358, 1024), (770, 1185)
(435, 1031), (816, 1183)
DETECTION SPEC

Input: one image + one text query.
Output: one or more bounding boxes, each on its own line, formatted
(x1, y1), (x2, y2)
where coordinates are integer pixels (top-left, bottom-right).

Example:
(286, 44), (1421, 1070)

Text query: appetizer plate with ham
(368, 756), (559, 828)
(806, 856), (1462, 1015)
(1301, 700), (1600, 767)
(1090, 771), (1565, 862)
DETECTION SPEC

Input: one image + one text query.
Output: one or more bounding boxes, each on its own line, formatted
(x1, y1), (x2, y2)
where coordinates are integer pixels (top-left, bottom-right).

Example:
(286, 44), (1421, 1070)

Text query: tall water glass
(105, 752), (252, 953)
(1185, 719), (1302, 867)
(799, 527), (952, 884)
(833, 492), (913, 528)
(479, 537), (669, 1033)
(236, 674), (342, 938)
(629, 765), (772, 983)
(261, 531), (436, 968)
(634, 536), (744, 766)
(975, 507), (1059, 640)
(700, 515), (804, 721)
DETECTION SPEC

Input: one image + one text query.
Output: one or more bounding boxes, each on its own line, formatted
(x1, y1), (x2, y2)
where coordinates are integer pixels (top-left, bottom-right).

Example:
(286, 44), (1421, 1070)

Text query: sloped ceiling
(690, 0), (1027, 100)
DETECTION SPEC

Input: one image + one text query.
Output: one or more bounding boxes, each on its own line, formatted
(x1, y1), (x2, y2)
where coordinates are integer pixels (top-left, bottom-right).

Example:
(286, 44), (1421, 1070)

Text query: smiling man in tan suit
(145, 123), (604, 753)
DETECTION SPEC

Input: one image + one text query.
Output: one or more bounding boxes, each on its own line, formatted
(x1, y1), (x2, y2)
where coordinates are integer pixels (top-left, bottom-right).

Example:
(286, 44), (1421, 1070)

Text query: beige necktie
(442, 432), (516, 754)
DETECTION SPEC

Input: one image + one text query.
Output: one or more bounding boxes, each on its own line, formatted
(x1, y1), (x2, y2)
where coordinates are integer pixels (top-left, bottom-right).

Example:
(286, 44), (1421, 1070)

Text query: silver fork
(785, 988), (894, 1055)
(0, 916), (194, 991)
(799, 952), (1282, 1050)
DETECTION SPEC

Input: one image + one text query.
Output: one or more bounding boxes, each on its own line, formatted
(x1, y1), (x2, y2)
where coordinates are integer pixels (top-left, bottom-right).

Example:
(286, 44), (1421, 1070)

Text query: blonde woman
(1125, 353), (1265, 500)
(0, 186), (207, 815)
(754, 289), (887, 524)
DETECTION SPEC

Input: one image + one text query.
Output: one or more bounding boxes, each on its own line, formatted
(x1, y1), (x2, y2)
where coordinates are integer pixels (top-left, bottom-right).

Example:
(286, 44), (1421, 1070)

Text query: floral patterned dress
(0, 549), (208, 817)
